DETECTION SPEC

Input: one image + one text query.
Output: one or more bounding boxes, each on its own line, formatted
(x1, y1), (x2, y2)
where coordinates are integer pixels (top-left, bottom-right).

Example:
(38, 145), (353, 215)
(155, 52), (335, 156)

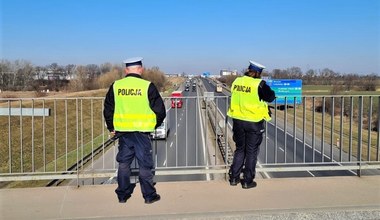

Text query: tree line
(219, 67), (379, 131)
(270, 67), (379, 91)
(219, 67), (379, 92)
(0, 59), (168, 93)
(1, 59), (378, 93)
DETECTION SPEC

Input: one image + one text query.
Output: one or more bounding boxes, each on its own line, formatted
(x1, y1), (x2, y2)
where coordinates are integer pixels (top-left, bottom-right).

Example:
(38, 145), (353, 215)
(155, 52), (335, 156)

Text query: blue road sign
(264, 79), (302, 105)
(203, 72), (210, 77)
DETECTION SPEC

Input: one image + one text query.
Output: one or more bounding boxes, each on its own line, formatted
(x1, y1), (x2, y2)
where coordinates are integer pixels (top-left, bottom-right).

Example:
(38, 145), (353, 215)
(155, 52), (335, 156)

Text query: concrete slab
(1, 176), (379, 220)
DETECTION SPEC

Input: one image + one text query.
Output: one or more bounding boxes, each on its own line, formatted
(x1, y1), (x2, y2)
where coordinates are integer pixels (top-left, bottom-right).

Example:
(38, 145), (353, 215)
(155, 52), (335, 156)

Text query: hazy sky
(1, 0), (379, 75)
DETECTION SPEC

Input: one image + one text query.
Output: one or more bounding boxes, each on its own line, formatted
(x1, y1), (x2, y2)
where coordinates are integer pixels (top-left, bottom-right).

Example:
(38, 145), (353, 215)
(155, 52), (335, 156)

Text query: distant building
(33, 69), (75, 81)
(220, 69), (237, 76)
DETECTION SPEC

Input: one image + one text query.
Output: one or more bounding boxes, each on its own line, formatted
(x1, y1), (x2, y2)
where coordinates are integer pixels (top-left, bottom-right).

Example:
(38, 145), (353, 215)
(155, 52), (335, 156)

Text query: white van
(151, 117), (170, 139)
(216, 83), (223, 92)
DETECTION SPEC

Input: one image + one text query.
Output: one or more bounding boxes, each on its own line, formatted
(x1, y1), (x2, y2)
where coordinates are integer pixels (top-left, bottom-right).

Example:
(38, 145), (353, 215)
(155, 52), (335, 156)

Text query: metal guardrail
(0, 93), (379, 183)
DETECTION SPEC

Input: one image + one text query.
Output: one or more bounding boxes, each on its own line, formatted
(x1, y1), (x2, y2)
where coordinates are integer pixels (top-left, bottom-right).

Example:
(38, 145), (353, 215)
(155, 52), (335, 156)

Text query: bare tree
(342, 73), (358, 91)
(67, 65), (89, 91)
(9, 60), (34, 90)
(100, 63), (113, 75)
(65, 64), (76, 80)
(319, 68), (336, 85)
(271, 69), (290, 79)
(304, 69), (317, 84)
(0, 60), (12, 90)
(287, 67), (303, 79)
(96, 67), (123, 89)
(142, 66), (167, 92)
(86, 64), (100, 78)
(361, 74), (378, 91)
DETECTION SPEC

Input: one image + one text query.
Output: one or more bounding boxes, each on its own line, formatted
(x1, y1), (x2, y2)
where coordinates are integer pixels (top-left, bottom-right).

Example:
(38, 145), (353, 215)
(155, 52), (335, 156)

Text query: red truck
(171, 90), (183, 108)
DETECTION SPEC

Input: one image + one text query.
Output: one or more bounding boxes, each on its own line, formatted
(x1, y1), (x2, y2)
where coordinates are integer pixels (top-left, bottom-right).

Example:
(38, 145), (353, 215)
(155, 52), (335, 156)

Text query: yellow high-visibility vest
(227, 76), (271, 122)
(113, 77), (156, 132)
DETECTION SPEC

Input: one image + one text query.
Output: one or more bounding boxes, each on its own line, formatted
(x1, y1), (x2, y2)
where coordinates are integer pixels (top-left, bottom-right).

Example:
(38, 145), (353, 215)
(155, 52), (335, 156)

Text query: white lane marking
(307, 171), (316, 177)
(279, 147), (285, 152)
(256, 162), (271, 179)
(197, 94), (210, 181)
(170, 142), (173, 148)
(222, 112), (271, 179)
(105, 170), (118, 184)
(214, 98), (352, 177)
(163, 159), (167, 166)
(267, 120), (357, 176)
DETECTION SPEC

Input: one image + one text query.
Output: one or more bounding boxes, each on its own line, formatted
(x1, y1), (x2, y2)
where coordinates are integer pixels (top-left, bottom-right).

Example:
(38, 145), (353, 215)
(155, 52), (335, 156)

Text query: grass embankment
(272, 85), (379, 162)
(273, 99), (378, 162)
(303, 85), (380, 96)
(0, 78), (185, 188)
(0, 90), (108, 187)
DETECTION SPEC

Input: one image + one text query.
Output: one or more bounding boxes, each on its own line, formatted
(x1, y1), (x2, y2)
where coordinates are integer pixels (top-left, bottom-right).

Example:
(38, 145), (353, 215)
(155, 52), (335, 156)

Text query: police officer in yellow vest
(103, 57), (166, 204)
(227, 60), (275, 189)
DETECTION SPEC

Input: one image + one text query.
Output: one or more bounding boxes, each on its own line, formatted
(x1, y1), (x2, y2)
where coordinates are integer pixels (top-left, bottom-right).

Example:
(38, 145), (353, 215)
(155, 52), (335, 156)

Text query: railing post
(76, 98), (80, 187)
(349, 97), (353, 162)
(357, 96), (363, 177)
(284, 97), (287, 163)
(225, 96), (229, 166)
(274, 98), (278, 163)
(339, 96), (344, 162)
(321, 96), (325, 162)
(330, 96), (334, 162)
(377, 96), (380, 161)
(367, 96), (372, 161)
(8, 100), (12, 173)
(302, 97), (306, 163)
(293, 96), (296, 163)
(312, 97), (315, 162)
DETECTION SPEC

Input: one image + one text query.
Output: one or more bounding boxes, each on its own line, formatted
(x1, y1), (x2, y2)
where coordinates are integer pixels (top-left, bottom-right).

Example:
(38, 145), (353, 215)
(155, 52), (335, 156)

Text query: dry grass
(272, 96), (379, 162)
(0, 77), (184, 185)
(0, 97), (106, 174)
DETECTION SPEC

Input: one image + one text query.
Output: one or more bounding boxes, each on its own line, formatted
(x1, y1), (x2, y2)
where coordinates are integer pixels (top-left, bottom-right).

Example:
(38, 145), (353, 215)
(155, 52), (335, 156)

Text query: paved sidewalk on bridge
(1, 176), (379, 220)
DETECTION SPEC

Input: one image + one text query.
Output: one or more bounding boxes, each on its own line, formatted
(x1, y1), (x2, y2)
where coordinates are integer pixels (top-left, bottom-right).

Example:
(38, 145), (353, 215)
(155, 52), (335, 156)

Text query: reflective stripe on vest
(227, 76), (271, 122)
(113, 77), (156, 132)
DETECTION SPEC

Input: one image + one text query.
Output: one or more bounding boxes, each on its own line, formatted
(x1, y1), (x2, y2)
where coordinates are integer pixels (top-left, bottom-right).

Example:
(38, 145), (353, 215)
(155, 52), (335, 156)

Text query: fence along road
(0, 79), (379, 185)
(201, 77), (380, 178)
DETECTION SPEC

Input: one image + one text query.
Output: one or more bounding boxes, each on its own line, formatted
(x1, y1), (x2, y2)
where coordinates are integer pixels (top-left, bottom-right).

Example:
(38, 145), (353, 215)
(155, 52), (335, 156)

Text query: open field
(0, 76), (186, 99)
(303, 85), (380, 96)
(0, 77), (185, 188)
(0, 96), (107, 187)
(271, 96), (379, 162)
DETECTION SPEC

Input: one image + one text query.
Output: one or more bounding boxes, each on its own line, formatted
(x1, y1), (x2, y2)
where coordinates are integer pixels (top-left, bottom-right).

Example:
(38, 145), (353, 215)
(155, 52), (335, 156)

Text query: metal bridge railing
(0, 95), (379, 183)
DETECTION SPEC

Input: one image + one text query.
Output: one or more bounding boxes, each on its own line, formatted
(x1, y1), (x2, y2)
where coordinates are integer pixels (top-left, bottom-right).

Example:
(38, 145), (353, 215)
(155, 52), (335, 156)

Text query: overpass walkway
(1, 176), (379, 220)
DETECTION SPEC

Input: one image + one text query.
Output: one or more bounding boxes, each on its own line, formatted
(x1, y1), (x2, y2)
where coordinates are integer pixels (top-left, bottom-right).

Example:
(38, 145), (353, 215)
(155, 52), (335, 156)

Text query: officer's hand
(268, 106), (272, 117)
(110, 130), (116, 136)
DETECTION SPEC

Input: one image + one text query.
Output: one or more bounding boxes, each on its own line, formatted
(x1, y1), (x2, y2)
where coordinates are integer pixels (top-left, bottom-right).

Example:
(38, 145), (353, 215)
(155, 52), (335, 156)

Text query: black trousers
(115, 132), (157, 201)
(229, 118), (264, 182)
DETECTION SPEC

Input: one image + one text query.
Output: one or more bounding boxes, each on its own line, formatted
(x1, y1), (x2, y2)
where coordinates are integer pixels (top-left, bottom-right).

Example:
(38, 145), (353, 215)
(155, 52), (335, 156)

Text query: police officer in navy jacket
(103, 57), (166, 204)
(227, 60), (275, 189)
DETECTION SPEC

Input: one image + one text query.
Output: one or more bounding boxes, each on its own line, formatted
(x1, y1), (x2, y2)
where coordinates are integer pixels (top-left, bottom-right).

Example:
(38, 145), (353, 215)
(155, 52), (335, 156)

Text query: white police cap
(248, 60), (266, 73)
(123, 57), (143, 67)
